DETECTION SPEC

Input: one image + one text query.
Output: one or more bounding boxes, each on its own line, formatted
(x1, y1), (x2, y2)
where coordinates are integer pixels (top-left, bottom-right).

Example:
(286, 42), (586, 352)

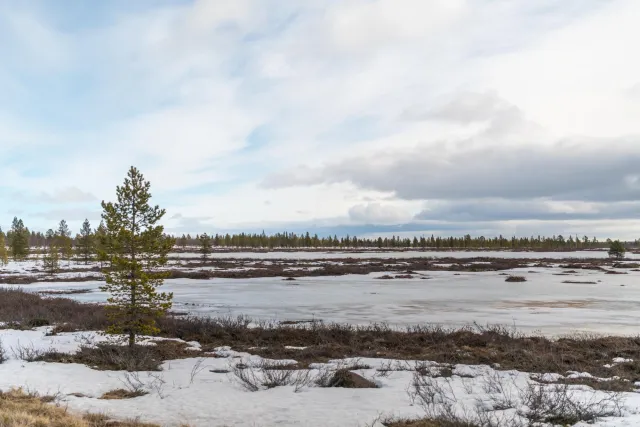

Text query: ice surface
(10, 265), (640, 336)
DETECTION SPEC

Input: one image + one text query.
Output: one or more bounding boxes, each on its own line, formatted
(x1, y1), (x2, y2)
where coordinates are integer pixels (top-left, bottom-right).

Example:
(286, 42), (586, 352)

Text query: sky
(1, 0), (640, 239)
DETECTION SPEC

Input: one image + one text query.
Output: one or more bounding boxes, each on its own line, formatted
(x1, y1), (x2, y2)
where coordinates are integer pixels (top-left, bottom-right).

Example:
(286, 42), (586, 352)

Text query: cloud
(9, 187), (97, 205)
(165, 214), (215, 234)
(262, 86), (640, 204)
(264, 135), (640, 202)
(40, 187), (97, 204)
(33, 208), (100, 222)
(415, 199), (640, 222)
(348, 203), (412, 224)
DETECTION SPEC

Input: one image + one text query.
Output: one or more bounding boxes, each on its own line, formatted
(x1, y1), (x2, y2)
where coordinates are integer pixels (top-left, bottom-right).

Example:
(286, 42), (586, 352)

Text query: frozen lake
(169, 250), (637, 260)
(17, 265), (640, 336)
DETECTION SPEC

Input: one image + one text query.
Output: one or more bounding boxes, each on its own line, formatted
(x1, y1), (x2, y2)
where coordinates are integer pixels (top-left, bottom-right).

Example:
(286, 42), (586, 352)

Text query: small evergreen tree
(56, 219), (73, 261)
(57, 219), (70, 239)
(9, 217), (29, 261)
(179, 234), (188, 250)
(199, 233), (212, 260)
(100, 167), (174, 348)
(42, 243), (60, 275)
(76, 219), (94, 264)
(45, 229), (56, 246)
(94, 221), (109, 269)
(608, 240), (626, 259)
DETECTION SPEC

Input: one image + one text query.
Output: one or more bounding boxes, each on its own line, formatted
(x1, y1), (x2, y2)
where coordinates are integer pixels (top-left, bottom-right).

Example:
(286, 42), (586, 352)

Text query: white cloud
(349, 203), (413, 224)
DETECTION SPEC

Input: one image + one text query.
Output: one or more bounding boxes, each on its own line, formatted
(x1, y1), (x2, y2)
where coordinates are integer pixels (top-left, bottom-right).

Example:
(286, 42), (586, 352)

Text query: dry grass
(0, 388), (159, 426)
(504, 275), (526, 282)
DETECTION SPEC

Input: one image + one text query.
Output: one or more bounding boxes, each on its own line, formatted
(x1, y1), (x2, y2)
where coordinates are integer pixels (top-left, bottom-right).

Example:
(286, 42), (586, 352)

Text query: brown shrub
(0, 288), (107, 331)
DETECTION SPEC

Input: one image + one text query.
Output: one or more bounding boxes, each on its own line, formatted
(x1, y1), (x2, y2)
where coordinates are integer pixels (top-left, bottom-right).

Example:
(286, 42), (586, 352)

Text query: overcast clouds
(1, 0), (639, 238)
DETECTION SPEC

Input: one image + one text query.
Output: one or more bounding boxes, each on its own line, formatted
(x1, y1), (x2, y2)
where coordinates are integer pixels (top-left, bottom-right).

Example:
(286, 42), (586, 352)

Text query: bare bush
(231, 360), (345, 392)
(146, 372), (167, 399)
(518, 382), (624, 424)
(481, 371), (518, 410)
(409, 371), (458, 419)
(231, 362), (261, 392)
(313, 366), (335, 387)
(189, 358), (207, 385)
(260, 361), (297, 389)
(408, 367), (625, 427)
(119, 371), (167, 399)
(119, 372), (146, 395)
(11, 341), (53, 362)
(375, 360), (395, 378)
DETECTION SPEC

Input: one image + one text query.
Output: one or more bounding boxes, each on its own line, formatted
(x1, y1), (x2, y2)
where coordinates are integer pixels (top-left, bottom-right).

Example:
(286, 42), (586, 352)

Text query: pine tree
(608, 240), (626, 259)
(56, 219), (73, 261)
(9, 217), (29, 261)
(42, 243), (60, 275)
(76, 219), (94, 264)
(0, 229), (8, 267)
(100, 167), (175, 348)
(57, 219), (70, 239)
(179, 234), (188, 250)
(199, 233), (212, 260)
(94, 221), (109, 269)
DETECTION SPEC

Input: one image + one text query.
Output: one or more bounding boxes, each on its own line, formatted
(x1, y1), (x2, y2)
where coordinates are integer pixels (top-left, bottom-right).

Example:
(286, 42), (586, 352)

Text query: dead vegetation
(504, 276), (526, 282)
(37, 289), (93, 295)
(393, 366), (625, 427)
(36, 339), (198, 371)
(0, 288), (106, 331)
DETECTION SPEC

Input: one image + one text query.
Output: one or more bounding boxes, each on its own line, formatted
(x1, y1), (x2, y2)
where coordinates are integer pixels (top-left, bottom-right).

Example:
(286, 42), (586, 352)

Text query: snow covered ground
(13, 265), (640, 335)
(0, 327), (638, 427)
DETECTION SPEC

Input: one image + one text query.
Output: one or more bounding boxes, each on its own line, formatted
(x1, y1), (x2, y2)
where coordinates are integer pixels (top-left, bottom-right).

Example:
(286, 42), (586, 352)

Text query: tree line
(0, 216), (110, 271)
(0, 222), (631, 269)
(178, 232), (613, 252)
